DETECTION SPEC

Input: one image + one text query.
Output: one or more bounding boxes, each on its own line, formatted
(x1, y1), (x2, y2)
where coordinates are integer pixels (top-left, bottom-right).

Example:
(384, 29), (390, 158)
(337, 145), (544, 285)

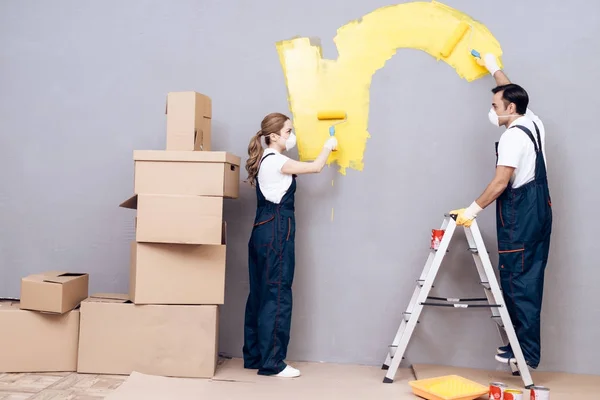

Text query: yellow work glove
(449, 202), (483, 227)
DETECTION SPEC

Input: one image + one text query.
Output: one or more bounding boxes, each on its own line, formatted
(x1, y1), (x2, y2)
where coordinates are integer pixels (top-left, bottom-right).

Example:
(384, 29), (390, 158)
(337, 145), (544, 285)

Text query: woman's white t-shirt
(257, 149), (293, 204)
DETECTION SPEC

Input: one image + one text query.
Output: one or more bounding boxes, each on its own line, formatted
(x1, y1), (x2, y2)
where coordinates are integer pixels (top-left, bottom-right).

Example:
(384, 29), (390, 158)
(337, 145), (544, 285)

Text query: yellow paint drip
(276, 1), (503, 175)
(331, 207), (334, 221)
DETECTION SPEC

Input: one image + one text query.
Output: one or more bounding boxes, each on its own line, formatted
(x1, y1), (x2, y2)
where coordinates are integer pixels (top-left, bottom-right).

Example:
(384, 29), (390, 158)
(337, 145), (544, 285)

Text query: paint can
(504, 389), (523, 400)
(530, 386), (550, 399)
(489, 382), (507, 399)
(431, 229), (445, 250)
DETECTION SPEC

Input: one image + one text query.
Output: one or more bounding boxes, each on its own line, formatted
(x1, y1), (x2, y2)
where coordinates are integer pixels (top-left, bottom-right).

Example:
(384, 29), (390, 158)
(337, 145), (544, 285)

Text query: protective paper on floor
(104, 358), (418, 400)
(276, 0), (503, 174)
(412, 363), (600, 400)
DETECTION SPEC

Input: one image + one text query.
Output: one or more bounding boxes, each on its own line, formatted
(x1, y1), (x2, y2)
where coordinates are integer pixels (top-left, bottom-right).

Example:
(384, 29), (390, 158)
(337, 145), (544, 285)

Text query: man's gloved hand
(449, 201), (483, 227)
(483, 53), (501, 76)
(324, 136), (338, 151)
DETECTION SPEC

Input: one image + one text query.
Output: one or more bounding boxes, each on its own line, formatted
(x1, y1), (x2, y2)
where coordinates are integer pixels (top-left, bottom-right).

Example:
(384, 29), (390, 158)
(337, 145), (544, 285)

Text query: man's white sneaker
(274, 365), (301, 378)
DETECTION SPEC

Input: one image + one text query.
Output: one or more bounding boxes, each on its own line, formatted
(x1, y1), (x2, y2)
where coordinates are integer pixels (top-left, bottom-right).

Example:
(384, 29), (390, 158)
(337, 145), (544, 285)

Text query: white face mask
(285, 132), (297, 151)
(488, 107), (520, 127)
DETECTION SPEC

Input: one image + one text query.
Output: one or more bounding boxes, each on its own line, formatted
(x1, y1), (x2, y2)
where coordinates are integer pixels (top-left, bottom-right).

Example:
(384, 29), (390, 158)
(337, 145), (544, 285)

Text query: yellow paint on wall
(276, 1), (503, 174)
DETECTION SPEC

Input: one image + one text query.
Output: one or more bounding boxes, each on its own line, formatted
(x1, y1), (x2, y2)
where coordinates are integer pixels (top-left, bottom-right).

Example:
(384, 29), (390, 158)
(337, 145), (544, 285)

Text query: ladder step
(427, 296), (487, 302)
(480, 281), (491, 290)
(421, 302), (501, 308)
(492, 315), (505, 328)
(469, 248), (490, 254)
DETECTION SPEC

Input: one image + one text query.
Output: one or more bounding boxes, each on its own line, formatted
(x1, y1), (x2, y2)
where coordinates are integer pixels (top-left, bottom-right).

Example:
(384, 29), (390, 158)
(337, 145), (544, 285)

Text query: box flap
(41, 272), (88, 285)
(119, 195), (138, 210)
(133, 150), (240, 166)
(87, 293), (131, 304)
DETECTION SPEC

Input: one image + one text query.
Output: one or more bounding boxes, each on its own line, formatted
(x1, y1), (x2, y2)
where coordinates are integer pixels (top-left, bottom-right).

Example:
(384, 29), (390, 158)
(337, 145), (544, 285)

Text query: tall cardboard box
(0, 299), (80, 372)
(120, 194), (224, 245)
(129, 224), (227, 304)
(77, 294), (219, 378)
(166, 91), (212, 151)
(133, 150), (240, 198)
(20, 271), (89, 314)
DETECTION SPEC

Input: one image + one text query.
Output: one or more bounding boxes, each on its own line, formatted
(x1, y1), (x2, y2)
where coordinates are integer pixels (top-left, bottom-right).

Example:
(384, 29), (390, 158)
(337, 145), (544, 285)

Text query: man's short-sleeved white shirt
(496, 109), (547, 188)
(257, 148), (293, 204)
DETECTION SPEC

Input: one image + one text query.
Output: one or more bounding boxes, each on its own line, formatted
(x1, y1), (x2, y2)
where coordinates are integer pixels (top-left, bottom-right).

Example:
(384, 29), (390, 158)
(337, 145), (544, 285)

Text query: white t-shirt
(257, 148), (293, 204)
(496, 109), (547, 188)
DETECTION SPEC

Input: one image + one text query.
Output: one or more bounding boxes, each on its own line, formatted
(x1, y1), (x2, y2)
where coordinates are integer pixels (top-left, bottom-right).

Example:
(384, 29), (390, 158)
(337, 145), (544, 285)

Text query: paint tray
(408, 375), (488, 400)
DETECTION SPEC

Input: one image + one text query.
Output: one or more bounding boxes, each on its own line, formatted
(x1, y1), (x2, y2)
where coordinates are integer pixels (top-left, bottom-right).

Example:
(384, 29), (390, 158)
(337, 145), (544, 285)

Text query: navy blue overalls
(243, 152), (297, 375)
(495, 122), (552, 368)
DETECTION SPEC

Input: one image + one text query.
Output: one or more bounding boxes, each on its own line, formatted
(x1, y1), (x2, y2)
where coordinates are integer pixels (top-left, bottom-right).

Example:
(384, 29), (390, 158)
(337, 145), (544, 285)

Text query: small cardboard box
(133, 150), (240, 199)
(77, 294), (219, 378)
(120, 194), (223, 245)
(166, 91), (212, 151)
(0, 299), (80, 372)
(20, 271), (89, 314)
(130, 225), (227, 305)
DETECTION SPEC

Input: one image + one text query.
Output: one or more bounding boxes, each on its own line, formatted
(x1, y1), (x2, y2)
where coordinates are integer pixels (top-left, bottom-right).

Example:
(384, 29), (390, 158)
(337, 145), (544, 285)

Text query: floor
(0, 372), (127, 400)
(1, 359), (598, 399)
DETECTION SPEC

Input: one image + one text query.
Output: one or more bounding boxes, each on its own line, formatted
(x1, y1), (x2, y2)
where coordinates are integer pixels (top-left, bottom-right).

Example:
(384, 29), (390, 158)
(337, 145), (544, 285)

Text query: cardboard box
(20, 271), (89, 314)
(166, 91), (212, 151)
(0, 299), (80, 372)
(77, 294), (219, 378)
(130, 225), (226, 305)
(120, 194), (224, 245)
(133, 150), (240, 199)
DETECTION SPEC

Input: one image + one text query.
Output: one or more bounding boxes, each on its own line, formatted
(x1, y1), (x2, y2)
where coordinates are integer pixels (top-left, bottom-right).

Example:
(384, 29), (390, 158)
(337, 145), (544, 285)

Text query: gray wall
(1, 0), (599, 375)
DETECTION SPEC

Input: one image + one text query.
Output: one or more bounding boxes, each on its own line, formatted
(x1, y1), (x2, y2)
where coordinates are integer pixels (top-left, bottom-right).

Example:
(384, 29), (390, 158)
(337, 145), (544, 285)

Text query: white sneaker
(274, 365), (301, 378)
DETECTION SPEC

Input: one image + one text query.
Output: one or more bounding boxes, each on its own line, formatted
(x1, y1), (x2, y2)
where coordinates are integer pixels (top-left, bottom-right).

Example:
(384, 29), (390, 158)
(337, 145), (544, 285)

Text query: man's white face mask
(488, 107), (520, 127)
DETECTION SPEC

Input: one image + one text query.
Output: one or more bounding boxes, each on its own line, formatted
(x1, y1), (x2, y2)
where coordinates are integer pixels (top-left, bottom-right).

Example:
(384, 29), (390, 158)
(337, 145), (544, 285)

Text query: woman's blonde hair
(245, 112), (290, 187)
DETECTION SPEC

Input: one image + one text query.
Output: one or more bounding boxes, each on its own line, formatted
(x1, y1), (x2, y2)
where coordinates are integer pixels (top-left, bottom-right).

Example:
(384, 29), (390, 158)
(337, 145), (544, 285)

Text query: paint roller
(439, 21), (471, 58)
(439, 21), (495, 67)
(317, 110), (347, 151)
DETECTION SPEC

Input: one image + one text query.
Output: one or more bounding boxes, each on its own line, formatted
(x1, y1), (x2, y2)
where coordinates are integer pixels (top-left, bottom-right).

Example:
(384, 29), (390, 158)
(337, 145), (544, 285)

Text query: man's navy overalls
(243, 152), (297, 375)
(495, 121), (552, 368)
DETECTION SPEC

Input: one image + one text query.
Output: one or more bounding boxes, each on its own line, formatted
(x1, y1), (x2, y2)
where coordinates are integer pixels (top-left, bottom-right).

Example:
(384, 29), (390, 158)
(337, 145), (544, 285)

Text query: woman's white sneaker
(274, 365), (301, 378)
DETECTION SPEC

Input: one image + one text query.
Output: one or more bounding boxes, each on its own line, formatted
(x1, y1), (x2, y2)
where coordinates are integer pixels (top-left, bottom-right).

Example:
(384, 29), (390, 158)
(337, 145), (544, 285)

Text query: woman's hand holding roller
(324, 136), (338, 151)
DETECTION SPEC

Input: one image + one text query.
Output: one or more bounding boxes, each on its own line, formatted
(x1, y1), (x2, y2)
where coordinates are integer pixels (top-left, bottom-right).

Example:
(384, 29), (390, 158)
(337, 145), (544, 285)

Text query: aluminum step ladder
(381, 214), (534, 388)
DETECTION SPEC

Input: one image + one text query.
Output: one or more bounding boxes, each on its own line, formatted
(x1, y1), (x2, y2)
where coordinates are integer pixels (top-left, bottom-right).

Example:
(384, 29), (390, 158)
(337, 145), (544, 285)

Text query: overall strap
(512, 124), (541, 153)
(260, 152), (276, 164)
(258, 152), (276, 172)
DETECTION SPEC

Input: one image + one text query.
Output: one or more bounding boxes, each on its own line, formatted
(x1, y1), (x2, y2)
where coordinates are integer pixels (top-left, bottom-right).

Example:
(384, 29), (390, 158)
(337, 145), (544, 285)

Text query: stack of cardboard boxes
(0, 91), (241, 379)
(76, 91), (240, 378)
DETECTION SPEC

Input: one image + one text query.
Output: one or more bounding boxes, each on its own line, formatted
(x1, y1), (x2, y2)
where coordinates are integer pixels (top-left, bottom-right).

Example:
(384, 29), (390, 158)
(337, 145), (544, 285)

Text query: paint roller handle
(328, 127), (338, 152)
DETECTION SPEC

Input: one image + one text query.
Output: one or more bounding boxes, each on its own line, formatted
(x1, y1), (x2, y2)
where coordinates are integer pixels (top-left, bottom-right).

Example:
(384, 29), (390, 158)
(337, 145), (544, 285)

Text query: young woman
(243, 112), (337, 378)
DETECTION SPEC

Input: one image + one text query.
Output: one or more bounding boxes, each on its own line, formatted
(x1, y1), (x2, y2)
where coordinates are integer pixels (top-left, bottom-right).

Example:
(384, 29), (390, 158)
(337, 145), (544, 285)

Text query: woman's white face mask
(285, 132), (296, 151)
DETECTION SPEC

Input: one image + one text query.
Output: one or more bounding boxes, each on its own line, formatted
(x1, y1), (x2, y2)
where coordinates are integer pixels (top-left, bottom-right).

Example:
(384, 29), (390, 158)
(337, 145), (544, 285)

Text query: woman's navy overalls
(243, 152), (297, 375)
(495, 122), (552, 368)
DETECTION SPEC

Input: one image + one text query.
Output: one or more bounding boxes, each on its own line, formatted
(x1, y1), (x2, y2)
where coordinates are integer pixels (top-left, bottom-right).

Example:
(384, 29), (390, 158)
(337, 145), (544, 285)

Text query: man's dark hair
(491, 84), (529, 115)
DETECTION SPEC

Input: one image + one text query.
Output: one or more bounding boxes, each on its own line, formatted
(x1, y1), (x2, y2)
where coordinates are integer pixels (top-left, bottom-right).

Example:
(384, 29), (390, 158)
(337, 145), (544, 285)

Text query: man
(450, 54), (552, 369)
